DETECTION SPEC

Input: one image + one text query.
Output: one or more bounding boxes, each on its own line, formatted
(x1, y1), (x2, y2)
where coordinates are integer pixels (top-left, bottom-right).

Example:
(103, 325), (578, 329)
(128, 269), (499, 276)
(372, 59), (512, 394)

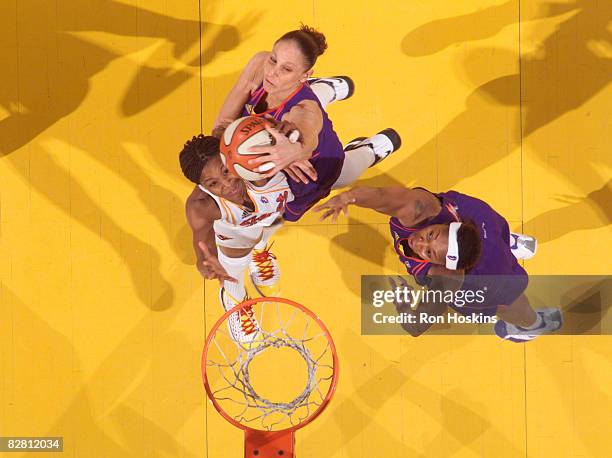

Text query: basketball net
(202, 297), (339, 457)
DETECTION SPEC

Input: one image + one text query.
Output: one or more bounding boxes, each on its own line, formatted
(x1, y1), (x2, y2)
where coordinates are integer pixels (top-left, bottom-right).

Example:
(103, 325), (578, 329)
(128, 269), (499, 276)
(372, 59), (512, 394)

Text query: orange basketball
(220, 116), (275, 181)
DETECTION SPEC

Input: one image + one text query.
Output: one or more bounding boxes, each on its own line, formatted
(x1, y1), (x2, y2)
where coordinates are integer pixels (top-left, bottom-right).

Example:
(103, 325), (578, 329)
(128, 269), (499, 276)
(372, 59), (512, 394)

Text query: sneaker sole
(335, 75), (355, 99)
(378, 128), (402, 152)
(494, 320), (536, 342)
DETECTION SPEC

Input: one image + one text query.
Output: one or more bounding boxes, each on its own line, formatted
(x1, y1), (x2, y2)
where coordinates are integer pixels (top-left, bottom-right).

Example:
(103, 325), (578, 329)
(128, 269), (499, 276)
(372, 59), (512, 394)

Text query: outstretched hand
(312, 191), (356, 222)
(197, 241), (237, 283)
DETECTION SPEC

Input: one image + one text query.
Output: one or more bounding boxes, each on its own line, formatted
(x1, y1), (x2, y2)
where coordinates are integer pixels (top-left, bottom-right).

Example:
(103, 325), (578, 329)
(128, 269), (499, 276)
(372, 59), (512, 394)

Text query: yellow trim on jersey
(250, 194), (260, 213)
(216, 198), (228, 221)
(219, 199), (237, 225)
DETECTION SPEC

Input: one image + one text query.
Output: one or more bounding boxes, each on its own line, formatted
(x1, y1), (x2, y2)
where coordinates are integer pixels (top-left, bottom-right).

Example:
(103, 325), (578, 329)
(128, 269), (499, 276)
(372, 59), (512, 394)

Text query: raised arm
(212, 52), (269, 137)
(185, 187), (234, 281)
(314, 186), (441, 223)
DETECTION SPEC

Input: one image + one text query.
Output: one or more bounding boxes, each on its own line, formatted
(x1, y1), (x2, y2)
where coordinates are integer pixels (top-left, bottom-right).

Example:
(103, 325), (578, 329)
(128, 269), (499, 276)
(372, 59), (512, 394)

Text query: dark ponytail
(277, 24), (327, 69)
(457, 220), (482, 271)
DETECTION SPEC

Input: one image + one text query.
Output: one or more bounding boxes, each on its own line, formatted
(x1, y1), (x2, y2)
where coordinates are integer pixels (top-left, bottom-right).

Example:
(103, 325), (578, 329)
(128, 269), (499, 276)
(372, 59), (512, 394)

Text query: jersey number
(276, 191), (289, 212)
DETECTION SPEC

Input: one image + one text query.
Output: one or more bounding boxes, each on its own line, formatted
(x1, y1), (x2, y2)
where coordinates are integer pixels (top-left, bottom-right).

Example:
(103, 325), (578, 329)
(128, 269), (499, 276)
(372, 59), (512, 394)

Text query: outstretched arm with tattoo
(313, 186), (442, 225)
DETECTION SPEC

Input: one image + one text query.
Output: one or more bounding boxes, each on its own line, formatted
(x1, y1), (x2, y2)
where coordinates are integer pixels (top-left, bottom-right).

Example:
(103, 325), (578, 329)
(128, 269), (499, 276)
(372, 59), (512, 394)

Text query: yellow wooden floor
(1, 0), (611, 456)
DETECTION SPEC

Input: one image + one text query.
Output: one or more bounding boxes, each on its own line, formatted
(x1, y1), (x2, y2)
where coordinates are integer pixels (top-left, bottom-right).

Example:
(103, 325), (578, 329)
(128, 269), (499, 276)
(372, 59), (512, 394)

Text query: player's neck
(266, 84), (301, 108)
(222, 183), (255, 211)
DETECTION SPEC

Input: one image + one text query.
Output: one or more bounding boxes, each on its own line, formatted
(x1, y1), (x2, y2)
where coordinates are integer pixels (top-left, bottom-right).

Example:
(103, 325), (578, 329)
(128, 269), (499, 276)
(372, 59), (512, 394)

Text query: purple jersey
(242, 83), (345, 221)
(390, 190), (528, 312)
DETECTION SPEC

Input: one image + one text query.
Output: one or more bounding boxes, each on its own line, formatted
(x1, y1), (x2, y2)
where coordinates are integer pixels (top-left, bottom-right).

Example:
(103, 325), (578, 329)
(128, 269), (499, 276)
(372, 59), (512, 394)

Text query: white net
(203, 298), (337, 431)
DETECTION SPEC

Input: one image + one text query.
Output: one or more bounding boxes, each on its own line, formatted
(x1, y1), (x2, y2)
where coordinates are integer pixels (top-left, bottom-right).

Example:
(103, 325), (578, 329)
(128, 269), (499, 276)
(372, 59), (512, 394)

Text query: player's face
(263, 40), (309, 96)
(200, 155), (246, 202)
(407, 224), (449, 265)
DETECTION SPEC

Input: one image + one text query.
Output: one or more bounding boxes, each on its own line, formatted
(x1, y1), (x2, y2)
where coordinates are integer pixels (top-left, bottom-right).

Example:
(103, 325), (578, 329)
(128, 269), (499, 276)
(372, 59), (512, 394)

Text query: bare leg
(310, 83), (335, 109)
(332, 143), (375, 189)
(333, 129), (402, 189)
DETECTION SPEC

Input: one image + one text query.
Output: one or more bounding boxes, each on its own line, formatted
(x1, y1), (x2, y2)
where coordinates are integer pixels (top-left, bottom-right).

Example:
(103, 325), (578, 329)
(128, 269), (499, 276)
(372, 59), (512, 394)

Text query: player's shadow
(384, 0), (611, 233)
(0, 0), (257, 156)
(1, 0), (258, 309)
(560, 277), (612, 335)
(304, 331), (523, 456)
(521, 180), (612, 244)
(358, 49), (522, 191)
(326, 218), (393, 297)
(526, 329), (612, 457)
(524, 276), (612, 334)
(401, 0), (574, 57)
(4, 286), (202, 457)
(15, 68), (239, 310)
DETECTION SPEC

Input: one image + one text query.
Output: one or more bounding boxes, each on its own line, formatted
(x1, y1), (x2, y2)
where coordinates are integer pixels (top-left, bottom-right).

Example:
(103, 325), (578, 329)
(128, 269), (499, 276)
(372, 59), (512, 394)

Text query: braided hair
(179, 134), (220, 184)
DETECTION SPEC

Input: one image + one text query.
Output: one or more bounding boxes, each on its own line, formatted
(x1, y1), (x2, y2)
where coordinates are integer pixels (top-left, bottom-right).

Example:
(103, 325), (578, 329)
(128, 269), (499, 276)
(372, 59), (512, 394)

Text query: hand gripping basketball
(247, 126), (305, 178)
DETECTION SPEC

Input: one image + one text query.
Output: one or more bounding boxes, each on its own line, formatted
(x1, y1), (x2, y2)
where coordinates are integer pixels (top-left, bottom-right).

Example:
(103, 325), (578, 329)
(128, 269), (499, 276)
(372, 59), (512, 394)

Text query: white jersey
(198, 173), (294, 229)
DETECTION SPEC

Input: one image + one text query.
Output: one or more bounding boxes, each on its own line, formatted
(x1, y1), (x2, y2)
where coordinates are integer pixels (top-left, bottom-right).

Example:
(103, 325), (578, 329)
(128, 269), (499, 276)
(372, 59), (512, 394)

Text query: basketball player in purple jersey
(208, 25), (401, 309)
(214, 25), (401, 218)
(315, 187), (563, 342)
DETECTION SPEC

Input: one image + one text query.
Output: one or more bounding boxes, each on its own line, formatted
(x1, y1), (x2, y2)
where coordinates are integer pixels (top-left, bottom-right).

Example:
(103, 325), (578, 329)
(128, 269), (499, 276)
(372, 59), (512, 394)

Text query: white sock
(521, 313), (543, 330)
(310, 82), (335, 110)
(217, 250), (250, 300)
(332, 143), (375, 189)
(254, 239), (267, 250)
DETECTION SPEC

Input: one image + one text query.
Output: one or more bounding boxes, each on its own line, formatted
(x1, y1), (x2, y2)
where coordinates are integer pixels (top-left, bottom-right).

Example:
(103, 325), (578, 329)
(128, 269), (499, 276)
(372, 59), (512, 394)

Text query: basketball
(220, 116), (275, 181)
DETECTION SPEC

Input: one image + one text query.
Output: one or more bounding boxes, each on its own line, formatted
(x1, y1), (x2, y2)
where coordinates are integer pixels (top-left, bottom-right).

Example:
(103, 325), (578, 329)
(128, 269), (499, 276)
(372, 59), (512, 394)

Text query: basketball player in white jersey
(180, 133), (293, 342)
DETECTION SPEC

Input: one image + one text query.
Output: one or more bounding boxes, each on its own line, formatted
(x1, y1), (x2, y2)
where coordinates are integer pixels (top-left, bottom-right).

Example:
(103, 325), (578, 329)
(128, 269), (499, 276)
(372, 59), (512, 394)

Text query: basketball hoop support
(244, 429), (294, 457)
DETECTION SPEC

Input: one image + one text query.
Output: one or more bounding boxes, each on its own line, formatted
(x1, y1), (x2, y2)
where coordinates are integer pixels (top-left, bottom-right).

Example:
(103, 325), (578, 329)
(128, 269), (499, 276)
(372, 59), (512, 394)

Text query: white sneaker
(308, 76), (355, 102)
(219, 288), (260, 344)
(494, 308), (563, 342)
(510, 232), (538, 260)
(249, 244), (281, 297)
(344, 128), (402, 166)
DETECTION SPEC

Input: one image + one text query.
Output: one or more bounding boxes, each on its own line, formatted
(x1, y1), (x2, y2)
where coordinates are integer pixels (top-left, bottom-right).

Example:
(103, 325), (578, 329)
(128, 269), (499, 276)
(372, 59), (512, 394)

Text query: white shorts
(213, 219), (284, 249)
